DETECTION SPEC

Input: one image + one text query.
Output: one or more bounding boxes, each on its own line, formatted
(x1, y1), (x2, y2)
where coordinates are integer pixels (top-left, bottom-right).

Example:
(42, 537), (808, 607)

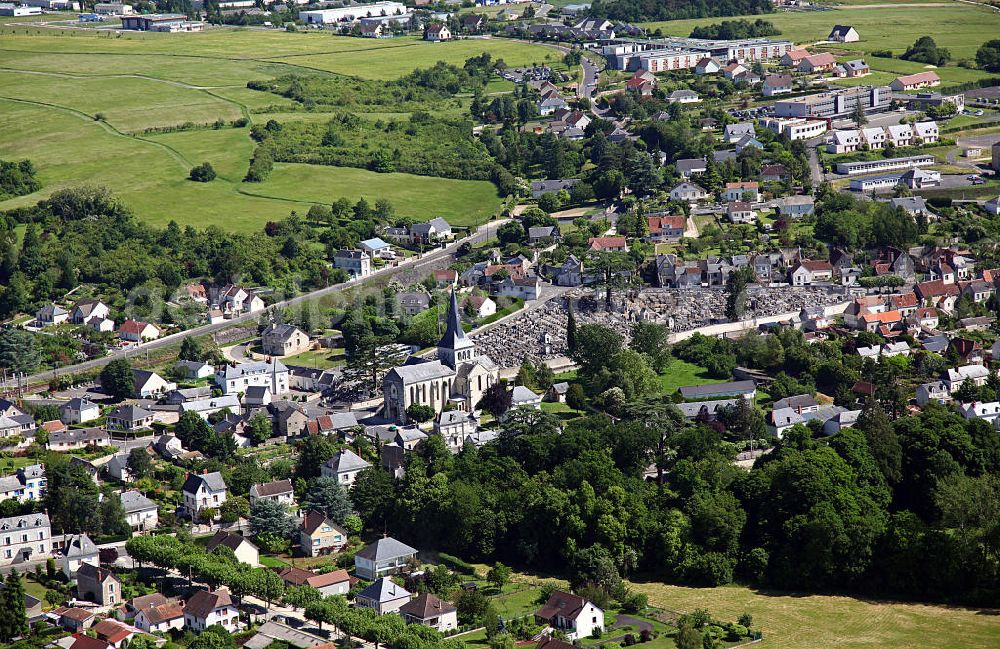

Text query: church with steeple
(382, 290), (500, 423)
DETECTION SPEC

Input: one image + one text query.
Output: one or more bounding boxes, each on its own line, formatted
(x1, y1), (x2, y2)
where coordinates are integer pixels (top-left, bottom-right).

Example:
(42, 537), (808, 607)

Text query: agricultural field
(0, 28), (555, 231)
(631, 582), (1000, 649)
(644, 4), (1000, 85)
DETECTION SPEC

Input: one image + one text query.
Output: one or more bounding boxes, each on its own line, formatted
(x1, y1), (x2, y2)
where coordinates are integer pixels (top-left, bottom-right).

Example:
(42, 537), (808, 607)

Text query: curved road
(25, 220), (504, 387)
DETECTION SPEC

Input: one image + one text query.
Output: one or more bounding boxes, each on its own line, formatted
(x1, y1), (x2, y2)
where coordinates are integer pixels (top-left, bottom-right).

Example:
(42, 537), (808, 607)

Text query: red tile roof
(588, 236), (627, 251)
(894, 71), (940, 86)
(93, 619), (132, 644)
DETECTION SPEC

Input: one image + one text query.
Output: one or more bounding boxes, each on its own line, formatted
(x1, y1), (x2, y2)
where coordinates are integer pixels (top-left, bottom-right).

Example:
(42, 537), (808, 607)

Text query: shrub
(438, 552), (477, 575)
(189, 162), (217, 183)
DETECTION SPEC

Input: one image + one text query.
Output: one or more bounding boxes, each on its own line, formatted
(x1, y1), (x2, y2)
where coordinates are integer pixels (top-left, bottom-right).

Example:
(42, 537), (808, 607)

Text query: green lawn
(0, 456), (44, 472)
(259, 555), (289, 568)
(630, 582), (1000, 649)
(657, 359), (725, 396)
(643, 5), (1000, 61)
(0, 28), (538, 232)
(281, 347), (346, 370)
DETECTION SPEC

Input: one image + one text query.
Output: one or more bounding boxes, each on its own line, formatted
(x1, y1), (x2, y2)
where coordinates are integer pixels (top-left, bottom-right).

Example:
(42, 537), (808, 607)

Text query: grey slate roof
(355, 536), (418, 562)
(357, 577), (410, 603)
(63, 533), (97, 558)
(183, 471), (227, 495)
(120, 490), (157, 513)
(679, 380), (756, 399)
(324, 448), (371, 474)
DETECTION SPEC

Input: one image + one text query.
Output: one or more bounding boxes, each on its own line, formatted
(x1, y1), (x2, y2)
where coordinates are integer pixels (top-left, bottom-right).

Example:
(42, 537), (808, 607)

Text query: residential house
(778, 195), (815, 218)
(106, 405), (154, 432)
(914, 121), (939, 144)
(890, 71), (940, 91)
(828, 25), (860, 42)
(645, 215), (686, 242)
(722, 62), (747, 80)
(511, 385), (542, 410)
(118, 320), (160, 343)
(358, 22), (387, 38)
(861, 126), (887, 149)
(588, 236), (628, 252)
(70, 300), (110, 325)
(133, 369), (174, 398)
(432, 268), (458, 288)
(183, 588), (241, 632)
(885, 124), (914, 147)
(424, 23), (450, 41)
(528, 226), (559, 244)
(120, 490), (158, 531)
(434, 410), (479, 452)
(780, 49), (811, 67)
(828, 130), (861, 154)
(667, 89), (700, 104)
(261, 324), (310, 357)
(356, 578), (412, 614)
(333, 250), (372, 279)
(61, 533), (98, 578)
(675, 158), (708, 178)
(945, 364), (991, 393)
(354, 536), (418, 580)
(215, 358), (289, 396)
(48, 427), (110, 450)
(773, 394), (819, 414)
(57, 608), (97, 633)
(761, 164), (791, 182)
(461, 13), (485, 33)
(669, 182), (708, 203)
(798, 53), (837, 73)
(397, 291), (431, 316)
(694, 57), (721, 74)
(410, 217), (454, 244)
(400, 593), (458, 632)
(843, 59), (869, 77)
(134, 597), (184, 634)
(789, 260), (834, 285)
(917, 380), (951, 405)
(0, 464), (46, 503)
(767, 407), (804, 437)
(735, 134), (764, 153)
(36, 303), (69, 327)
(535, 591), (605, 641)
(538, 96), (569, 115)
(182, 471), (228, 516)
(77, 563), (121, 606)
(59, 397), (100, 425)
(916, 280), (960, 312)
(763, 74), (793, 97)
(724, 182), (760, 202)
(320, 448), (371, 486)
(205, 531), (259, 567)
(299, 510), (348, 557)
(727, 201), (756, 224)
(530, 179), (579, 198)
(0, 512), (50, 566)
(276, 565), (351, 596)
(174, 360), (214, 380)
(960, 402), (1000, 425)
(214, 285), (264, 316)
(723, 122), (755, 143)
(249, 479), (294, 507)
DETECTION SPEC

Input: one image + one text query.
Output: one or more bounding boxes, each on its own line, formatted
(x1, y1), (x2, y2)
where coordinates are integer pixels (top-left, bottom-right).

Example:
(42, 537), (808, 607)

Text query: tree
(127, 447), (153, 480)
(252, 568), (285, 607)
(0, 328), (41, 374)
(630, 321), (671, 373)
(567, 383), (588, 412)
(190, 625), (235, 649)
(295, 435), (337, 480)
(249, 498), (296, 539)
(589, 251), (634, 308)
(976, 39), (1000, 72)
(478, 380), (513, 419)
(406, 404), (435, 423)
(486, 562), (512, 594)
(301, 477), (354, 524)
(179, 335), (203, 361)
(725, 266), (755, 321)
(247, 411), (272, 445)
(0, 570), (27, 642)
(189, 162), (217, 182)
(851, 102), (867, 128)
(100, 358), (135, 401)
(220, 497), (249, 525)
(571, 324), (624, 377)
(284, 585), (321, 611)
(901, 36), (951, 65)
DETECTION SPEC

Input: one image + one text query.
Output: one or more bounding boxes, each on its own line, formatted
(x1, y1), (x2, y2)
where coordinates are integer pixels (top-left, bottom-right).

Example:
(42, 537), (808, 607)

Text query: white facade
(300, 2), (405, 24)
(215, 359), (289, 396)
(0, 513), (50, 566)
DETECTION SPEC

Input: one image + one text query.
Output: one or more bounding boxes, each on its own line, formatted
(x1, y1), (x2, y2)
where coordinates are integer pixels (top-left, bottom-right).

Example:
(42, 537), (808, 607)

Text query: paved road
(25, 220), (504, 388)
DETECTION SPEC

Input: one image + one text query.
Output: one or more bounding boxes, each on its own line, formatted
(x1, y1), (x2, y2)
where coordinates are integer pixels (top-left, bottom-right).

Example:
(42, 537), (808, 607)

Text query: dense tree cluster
(590, 0), (774, 23)
(689, 19), (780, 39)
(901, 36), (952, 66)
(0, 159), (41, 201)
(813, 189), (921, 251)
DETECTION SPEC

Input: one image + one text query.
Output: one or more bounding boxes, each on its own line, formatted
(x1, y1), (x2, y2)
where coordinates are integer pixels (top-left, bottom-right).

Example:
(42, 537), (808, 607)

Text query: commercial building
(0, 4), (42, 16)
(602, 37), (794, 71)
(849, 175), (902, 192)
(760, 117), (828, 141)
(773, 86), (891, 119)
(299, 2), (405, 25)
(835, 154), (936, 176)
(120, 14), (203, 32)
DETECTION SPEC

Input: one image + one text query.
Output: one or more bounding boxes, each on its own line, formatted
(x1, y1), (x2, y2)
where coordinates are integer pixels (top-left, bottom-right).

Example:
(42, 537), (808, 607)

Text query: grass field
(657, 358), (725, 396)
(644, 5), (1000, 82)
(630, 582), (1000, 649)
(0, 28), (541, 231)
